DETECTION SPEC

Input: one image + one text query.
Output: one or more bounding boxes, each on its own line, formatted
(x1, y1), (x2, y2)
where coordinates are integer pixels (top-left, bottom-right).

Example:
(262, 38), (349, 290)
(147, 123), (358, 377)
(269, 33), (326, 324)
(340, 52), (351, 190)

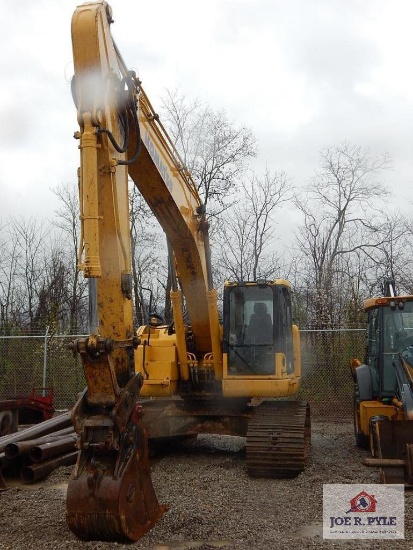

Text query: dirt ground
(0, 420), (411, 550)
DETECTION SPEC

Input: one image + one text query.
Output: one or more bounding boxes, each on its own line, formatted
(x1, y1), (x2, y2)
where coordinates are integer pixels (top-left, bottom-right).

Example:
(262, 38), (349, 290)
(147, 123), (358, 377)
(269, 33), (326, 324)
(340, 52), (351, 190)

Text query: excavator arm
(66, 0), (220, 541)
(71, 0), (220, 364)
(128, 90), (219, 356)
(66, 1), (307, 541)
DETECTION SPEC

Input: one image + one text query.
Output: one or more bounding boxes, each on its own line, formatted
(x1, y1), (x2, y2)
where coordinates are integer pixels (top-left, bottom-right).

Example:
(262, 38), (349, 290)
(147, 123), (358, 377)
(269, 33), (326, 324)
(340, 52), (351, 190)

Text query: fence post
(42, 326), (50, 396)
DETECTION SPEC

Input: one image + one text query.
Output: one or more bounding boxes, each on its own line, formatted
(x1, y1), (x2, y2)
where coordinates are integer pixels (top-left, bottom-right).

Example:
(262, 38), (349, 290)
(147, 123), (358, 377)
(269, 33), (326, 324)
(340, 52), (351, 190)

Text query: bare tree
(295, 141), (391, 328)
(52, 183), (88, 332)
(10, 217), (49, 331)
(0, 220), (18, 333)
(218, 169), (293, 282)
(366, 210), (413, 295)
(129, 185), (165, 325)
(161, 88), (257, 215)
(33, 241), (70, 332)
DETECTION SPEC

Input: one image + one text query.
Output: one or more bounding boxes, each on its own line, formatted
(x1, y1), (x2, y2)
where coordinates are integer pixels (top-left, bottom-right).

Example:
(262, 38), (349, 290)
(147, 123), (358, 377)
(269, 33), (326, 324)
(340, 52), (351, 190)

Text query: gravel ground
(0, 420), (412, 550)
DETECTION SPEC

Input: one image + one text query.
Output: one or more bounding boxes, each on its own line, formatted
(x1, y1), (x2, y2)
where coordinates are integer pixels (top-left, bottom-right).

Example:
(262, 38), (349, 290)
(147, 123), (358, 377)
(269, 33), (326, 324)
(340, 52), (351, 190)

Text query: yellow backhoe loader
(351, 279), (413, 484)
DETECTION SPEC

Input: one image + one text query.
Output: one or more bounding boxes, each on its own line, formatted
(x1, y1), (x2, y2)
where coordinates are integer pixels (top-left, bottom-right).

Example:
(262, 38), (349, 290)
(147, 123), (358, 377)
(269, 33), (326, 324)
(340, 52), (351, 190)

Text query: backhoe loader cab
(351, 284), (413, 483)
(223, 280), (295, 376)
(364, 298), (413, 397)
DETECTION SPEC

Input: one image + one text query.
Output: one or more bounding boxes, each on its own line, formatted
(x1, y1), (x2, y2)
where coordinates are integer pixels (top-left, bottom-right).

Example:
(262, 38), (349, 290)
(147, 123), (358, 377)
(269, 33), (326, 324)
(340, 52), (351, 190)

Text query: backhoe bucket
(66, 422), (166, 542)
(374, 420), (413, 484)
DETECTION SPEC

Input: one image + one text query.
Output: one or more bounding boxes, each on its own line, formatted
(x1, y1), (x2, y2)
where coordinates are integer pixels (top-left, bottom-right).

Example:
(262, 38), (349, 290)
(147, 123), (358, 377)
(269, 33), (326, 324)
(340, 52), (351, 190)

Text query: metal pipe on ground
(29, 434), (77, 462)
(5, 440), (41, 459)
(20, 451), (78, 483)
(5, 428), (76, 459)
(0, 411), (72, 454)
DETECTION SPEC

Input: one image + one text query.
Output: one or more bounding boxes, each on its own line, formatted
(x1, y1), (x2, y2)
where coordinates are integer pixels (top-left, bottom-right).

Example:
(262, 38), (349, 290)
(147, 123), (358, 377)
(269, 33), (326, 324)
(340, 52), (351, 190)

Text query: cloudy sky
(1, 0), (413, 223)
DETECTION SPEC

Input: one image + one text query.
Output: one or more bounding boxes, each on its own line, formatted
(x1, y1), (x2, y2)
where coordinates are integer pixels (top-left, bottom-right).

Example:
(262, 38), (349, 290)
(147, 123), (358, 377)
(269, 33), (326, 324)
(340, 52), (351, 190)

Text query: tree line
(1, 89), (411, 336)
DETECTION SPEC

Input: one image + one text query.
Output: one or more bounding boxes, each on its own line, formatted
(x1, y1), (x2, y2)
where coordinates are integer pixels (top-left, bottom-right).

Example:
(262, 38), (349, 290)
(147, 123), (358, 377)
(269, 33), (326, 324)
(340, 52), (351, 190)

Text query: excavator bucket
(66, 420), (166, 542)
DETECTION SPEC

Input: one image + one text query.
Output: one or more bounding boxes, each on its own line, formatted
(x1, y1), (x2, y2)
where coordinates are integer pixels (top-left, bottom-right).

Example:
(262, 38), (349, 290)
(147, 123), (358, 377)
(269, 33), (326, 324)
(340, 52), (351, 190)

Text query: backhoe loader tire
(353, 365), (373, 449)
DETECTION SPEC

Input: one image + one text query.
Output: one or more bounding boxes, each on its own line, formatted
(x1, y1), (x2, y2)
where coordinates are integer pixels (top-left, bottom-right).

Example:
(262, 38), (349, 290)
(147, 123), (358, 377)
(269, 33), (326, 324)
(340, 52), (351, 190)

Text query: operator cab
(365, 297), (413, 397)
(223, 280), (294, 375)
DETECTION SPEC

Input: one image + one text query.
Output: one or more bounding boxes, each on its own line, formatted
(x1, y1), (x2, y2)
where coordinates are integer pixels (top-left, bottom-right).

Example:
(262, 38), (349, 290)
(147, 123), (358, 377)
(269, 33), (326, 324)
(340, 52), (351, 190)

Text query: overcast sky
(1, 0), (413, 224)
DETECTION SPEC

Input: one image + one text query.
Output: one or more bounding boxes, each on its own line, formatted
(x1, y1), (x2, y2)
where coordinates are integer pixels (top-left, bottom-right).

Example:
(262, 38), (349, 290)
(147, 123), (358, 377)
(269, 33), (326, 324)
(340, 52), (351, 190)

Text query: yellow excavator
(351, 279), (413, 484)
(66, 1), (310, 542)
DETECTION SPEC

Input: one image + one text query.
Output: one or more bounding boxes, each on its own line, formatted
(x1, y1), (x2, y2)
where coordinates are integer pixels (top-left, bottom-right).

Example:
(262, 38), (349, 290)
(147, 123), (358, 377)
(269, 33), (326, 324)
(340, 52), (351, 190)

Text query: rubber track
(246, 401), (310, 478)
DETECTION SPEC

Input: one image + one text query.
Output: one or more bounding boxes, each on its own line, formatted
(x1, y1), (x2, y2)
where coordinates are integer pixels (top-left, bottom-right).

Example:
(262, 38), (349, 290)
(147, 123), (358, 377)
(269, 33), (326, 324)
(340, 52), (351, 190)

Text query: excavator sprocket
(246, 400), (310, 478)
(66, 420), (166, 542)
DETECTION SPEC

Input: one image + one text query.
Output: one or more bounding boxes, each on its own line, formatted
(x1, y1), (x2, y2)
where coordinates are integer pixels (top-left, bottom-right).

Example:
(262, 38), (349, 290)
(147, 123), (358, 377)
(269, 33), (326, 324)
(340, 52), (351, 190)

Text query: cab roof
(364, 295), (413, 311)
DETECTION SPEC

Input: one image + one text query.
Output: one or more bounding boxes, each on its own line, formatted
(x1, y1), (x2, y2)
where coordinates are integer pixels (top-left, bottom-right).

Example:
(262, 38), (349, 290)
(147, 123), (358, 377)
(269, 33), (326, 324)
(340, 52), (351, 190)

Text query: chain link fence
(0, 329), (366, 420)
(0, 334), (85, 410)
(298, 328), (365, 420)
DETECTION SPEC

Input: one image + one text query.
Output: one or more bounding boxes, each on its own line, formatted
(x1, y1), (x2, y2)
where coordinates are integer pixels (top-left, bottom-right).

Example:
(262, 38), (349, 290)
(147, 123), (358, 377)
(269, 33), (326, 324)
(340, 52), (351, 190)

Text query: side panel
(359, 401), (401, 435)
(222, 378), (300, 398)
(135, 330), (180, 397)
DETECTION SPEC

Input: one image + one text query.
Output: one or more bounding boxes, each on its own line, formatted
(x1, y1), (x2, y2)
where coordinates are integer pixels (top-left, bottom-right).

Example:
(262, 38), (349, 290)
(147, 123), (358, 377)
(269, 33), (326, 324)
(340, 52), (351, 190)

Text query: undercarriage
(66, 395), (310, 541)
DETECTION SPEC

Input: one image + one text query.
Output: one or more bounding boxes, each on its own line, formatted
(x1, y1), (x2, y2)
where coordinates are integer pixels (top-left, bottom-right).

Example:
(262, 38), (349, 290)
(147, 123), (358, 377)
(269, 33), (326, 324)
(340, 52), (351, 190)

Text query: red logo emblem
(346, 491), (377, 513)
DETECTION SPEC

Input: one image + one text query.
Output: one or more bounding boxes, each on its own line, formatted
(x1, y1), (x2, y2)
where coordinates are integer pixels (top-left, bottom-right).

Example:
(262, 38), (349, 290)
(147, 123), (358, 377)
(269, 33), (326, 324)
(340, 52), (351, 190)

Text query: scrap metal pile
(0, 411), (77, 490)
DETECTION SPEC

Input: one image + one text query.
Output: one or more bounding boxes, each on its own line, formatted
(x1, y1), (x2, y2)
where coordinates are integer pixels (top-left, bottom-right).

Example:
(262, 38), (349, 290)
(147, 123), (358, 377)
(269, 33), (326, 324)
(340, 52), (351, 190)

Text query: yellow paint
(71, 1), (303, 405)
(359, 401), (403, 435)
(222, 378), (300, 398)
